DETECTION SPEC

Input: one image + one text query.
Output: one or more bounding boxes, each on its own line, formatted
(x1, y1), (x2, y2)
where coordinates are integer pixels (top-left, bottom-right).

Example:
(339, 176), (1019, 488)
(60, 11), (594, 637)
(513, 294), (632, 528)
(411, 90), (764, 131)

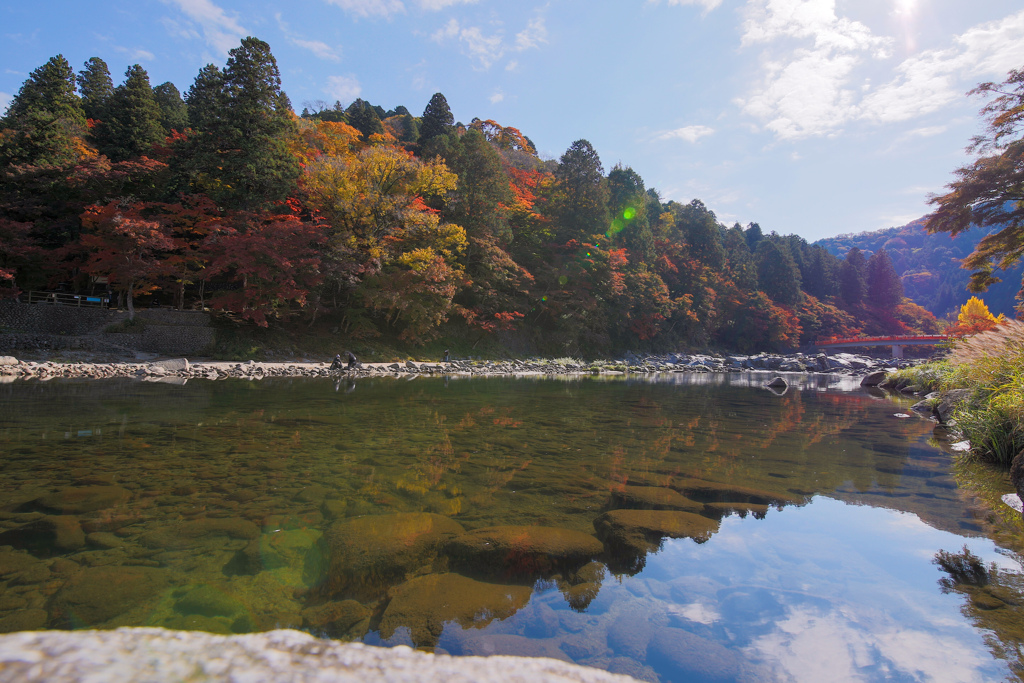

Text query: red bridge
(816, 335), (949, 359)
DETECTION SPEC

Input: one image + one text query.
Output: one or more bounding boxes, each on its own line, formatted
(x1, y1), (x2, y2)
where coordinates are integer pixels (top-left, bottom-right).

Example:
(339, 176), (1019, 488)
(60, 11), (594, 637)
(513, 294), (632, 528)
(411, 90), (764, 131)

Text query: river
(0, 373), (1021, 682)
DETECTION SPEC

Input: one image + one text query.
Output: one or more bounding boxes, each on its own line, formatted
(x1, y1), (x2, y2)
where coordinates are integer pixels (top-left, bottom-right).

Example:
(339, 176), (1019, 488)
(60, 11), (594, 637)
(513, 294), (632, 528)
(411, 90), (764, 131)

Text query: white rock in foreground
(0, 628), (638, 683)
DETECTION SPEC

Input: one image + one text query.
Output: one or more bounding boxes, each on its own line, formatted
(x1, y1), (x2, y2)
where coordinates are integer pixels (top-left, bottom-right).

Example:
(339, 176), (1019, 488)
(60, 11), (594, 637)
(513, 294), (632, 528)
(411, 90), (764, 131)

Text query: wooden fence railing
(25, 291), (110, 308)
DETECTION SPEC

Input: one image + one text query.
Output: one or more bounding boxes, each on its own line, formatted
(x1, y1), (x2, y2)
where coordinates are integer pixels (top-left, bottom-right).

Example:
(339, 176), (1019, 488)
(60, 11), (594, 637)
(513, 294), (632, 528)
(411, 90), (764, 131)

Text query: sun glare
(894, 0), (918, 15)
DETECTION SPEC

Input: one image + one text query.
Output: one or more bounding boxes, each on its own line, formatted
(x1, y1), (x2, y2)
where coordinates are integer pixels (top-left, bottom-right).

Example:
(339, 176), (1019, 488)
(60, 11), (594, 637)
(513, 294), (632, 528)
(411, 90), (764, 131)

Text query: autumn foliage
(0, 37), (949, 351)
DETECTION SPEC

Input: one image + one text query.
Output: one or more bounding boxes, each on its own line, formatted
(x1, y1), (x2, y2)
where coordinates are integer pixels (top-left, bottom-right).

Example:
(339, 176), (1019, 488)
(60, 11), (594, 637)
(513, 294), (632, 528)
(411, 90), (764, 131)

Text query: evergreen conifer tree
(839, 247), (867, 305)
(78, 57), (113, 121)
(96, 65), (164, 161)
(184, 38), (299, 208)
(420, 92), (454, 141)
(553, 139), (609, 241)
(346, 99), (384, 139)
(867, 248), (903, 309)
(0, 54), (86, 166)
(153, 82), (188, 133)
(755, 238), (802, 306)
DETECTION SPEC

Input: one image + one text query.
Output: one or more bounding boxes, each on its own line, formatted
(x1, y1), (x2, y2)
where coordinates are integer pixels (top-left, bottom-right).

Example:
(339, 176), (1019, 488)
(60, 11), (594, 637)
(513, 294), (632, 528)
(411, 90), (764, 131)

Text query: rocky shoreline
(0, 351), (919, 382)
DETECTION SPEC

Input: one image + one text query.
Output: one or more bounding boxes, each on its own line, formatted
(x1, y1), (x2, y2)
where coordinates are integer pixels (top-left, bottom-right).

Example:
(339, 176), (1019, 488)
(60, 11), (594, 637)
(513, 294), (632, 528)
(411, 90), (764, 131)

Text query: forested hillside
(0, 38), (942, 356)
(816, 219), (1024, 319)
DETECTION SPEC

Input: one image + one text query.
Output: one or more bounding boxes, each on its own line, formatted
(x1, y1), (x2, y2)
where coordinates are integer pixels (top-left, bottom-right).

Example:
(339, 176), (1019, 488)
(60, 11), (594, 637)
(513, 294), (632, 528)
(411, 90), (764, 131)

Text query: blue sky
(2, 0), (1023, 242)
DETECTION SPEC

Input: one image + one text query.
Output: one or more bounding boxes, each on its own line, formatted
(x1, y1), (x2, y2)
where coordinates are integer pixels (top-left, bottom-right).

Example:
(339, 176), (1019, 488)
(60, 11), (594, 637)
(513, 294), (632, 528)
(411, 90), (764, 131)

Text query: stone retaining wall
(0, 302), (214, 355)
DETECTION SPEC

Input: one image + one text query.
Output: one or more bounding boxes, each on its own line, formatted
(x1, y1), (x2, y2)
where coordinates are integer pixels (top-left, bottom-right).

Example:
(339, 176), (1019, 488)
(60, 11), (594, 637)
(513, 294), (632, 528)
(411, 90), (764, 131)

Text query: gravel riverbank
(0, 351), (920, 382)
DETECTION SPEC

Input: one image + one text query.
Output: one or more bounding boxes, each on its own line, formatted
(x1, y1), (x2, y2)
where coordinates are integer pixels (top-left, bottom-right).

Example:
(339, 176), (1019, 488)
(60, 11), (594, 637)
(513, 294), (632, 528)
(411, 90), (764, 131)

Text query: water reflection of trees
(934, 546), (1024, 680)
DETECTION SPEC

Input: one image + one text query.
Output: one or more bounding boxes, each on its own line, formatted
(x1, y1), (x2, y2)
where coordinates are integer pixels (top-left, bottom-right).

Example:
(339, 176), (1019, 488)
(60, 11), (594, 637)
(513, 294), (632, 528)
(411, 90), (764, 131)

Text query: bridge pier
(891, 344), (903, 359)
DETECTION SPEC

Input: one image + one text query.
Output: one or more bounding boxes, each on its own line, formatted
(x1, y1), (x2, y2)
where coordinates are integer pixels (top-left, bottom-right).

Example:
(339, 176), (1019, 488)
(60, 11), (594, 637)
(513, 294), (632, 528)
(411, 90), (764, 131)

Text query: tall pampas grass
(944, 320), (1024, 466)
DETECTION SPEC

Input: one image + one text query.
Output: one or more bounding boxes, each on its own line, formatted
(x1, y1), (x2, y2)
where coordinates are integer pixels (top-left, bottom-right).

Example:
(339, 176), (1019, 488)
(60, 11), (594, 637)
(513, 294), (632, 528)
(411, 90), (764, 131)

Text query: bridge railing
(817, 335), (948, 345)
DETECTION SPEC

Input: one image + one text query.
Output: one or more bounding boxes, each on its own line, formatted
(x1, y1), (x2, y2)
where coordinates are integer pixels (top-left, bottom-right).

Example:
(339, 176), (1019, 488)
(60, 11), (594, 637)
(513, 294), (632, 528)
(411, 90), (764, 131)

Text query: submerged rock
(138, 517), (260, 550)
(317, 512), (465, 600)
(647, 626), (744, 682)
(446, 525), (604, 578)
(609, 485), (703, 513)
(300, 599), (370, 639)
(378, 573), (533, 647)
(50, 565), (168, 627)
(0, 515), (85, 557)
(35, 486), (131, 514)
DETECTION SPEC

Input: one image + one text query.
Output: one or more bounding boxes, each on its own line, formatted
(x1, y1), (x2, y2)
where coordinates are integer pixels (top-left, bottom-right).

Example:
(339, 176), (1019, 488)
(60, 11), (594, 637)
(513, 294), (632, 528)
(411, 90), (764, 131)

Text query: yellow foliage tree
(948, 296), (1007, 336)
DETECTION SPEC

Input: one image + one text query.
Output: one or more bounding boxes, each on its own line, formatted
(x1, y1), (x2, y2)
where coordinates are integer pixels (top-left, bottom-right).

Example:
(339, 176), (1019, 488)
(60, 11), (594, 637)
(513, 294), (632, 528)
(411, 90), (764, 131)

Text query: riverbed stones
(138, 517), (260, 550)
(446, 525), (604, 578)
(35, 485), (131, 514)
(647, 626), (742, 682)
(317, 512), (465, 600)
(610, 485), (703, 513)
(299, 599), (370, 638)
(860, 370), (888, 386)
(0, 515), (85, 556)
(378, 572), (533, 647)
(1011, 452), (1024, 508)
(50, 565), (168, 627)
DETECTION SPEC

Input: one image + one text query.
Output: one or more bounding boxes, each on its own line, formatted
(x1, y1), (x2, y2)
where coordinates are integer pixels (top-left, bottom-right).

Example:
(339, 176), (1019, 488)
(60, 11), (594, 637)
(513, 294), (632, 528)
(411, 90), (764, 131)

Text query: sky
(2, 0), (1023, 242)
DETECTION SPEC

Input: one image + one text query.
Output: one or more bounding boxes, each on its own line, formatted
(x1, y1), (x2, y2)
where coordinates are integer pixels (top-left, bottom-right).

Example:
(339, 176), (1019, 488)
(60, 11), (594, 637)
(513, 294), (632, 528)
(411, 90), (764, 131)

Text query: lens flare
(623, 207), (636, 220)
(558, 276), (567, 285)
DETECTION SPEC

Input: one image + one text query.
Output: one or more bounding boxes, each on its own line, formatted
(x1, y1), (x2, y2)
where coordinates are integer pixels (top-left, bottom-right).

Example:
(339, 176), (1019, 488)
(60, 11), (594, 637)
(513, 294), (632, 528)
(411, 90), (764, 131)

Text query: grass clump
(942, 321), (1024, 467)
(886, 362), (952, 394)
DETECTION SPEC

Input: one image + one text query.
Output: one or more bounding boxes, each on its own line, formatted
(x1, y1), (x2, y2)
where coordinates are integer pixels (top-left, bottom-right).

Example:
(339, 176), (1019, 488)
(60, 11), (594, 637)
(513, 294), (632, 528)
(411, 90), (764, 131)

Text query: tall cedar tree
(677, 200), (726, 270)
(554, 139), (609, 242)
(78, 57), (113, 121)
(0, 55), (86, 166)
(608, 165), (655, 262)
(153, 82), (188, 134)
(866, 248), (903, 309)
(927, 68), (1024, 309)
(95, 65), (164, 162)
(755, 237), (802, 306)
(186, 38), (299, 208)
(346, 99), (384, 140)
(839, 247), (867, 305)
(419, 92), (454, 142)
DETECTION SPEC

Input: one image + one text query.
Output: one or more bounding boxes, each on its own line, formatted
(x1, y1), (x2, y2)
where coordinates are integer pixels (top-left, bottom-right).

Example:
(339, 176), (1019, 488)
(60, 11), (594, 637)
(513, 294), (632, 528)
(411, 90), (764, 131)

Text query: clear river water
(0, 372), (1022, 682)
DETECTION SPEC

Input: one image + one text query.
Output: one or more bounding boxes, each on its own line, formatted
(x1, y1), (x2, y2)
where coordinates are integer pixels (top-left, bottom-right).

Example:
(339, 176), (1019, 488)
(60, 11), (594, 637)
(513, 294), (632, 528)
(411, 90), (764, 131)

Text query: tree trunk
(127, 281), (135, 320)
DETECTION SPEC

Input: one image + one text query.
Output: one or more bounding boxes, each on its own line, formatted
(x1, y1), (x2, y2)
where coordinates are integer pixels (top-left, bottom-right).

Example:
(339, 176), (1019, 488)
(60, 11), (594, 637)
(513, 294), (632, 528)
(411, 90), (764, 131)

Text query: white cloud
(738, 2), (1024, 140)
(505, 60), (519, 72)
(324, 75), (362, 103)
(164, 0), (247, 55)
(431, 19), (504, 69)
(433, 14), (548, 70)
(323, 0), (405, 19)
(293, 38), (341, 62)
(515, 16), (548, 51)
(322, 0), (474, 18)
(0, 92), (12, 116)
(659, 0), (724, 14)
(276, 14), (341, 62)
(490, 91), (504, 104)
(861, 11), (1024, 124)
(657, 125), (715, 142)
(417, 0), (477, 9)
(114, 46), (156, 61)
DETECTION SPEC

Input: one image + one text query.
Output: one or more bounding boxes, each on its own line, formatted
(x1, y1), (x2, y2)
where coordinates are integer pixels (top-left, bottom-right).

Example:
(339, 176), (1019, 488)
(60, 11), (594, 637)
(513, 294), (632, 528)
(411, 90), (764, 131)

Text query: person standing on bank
(443, 349), (450, 362)
(346, 351), (358, 370)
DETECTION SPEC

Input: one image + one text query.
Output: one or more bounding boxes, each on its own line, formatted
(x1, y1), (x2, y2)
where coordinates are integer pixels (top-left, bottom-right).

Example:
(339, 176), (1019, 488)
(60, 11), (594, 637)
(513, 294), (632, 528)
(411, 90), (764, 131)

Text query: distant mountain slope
(815, 219), (1022, 319)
